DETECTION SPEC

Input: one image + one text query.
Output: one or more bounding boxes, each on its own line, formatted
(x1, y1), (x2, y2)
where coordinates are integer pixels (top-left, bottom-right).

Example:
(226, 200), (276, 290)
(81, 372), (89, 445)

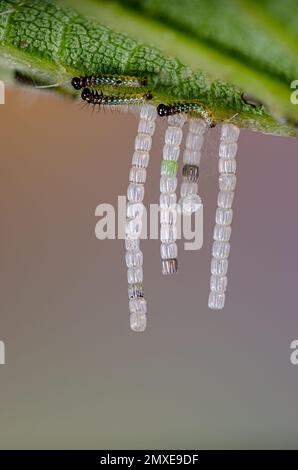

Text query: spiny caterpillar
(81, 88), (153, 106)
(71, 75), (147, 91)
(157, 103), (216, 128)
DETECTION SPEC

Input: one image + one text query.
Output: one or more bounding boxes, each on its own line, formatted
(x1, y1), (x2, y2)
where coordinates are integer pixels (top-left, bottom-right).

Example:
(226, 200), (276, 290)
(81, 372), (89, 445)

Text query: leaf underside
(0, 0), (297, 137)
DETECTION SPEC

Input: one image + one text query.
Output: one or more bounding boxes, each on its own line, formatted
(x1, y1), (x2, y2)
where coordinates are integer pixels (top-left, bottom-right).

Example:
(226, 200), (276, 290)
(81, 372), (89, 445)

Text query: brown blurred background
(0, 87), (297, 449)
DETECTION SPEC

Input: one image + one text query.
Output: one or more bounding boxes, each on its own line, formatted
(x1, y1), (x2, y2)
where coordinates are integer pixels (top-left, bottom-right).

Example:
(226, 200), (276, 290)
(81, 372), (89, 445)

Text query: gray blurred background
(0, 87), (297, 449)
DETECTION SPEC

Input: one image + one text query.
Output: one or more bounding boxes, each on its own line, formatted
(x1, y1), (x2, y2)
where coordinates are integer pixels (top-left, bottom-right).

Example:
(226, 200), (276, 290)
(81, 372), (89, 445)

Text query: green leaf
(0, 0), (297, 137)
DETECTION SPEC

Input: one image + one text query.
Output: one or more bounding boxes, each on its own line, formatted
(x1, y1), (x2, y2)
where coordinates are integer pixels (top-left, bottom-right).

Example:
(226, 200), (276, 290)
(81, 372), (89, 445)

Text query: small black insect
(241, 92), (264, 109)
(72, 75), (147, 91)
(157, 102), (216, 127)
(14, 70), (36, 87)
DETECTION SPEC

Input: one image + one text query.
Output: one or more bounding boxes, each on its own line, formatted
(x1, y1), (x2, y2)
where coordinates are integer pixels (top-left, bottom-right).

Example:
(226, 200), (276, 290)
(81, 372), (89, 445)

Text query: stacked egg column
(179, 118), (206, 215)
(208, 123), (240, 309)
(125, 104), (157, 331)
(159, 114), (186, 275)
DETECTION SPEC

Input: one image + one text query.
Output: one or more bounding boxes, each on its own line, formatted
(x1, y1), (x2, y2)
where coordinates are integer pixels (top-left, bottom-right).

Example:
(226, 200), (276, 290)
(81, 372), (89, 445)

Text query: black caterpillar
(72, 75), (147, 91)
(81, 88), (153, 106)
(157, 103), (216, 127)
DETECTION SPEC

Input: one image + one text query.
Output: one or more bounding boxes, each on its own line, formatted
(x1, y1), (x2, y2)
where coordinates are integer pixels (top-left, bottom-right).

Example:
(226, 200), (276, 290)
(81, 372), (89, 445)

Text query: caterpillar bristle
(157, 102), (216, 128)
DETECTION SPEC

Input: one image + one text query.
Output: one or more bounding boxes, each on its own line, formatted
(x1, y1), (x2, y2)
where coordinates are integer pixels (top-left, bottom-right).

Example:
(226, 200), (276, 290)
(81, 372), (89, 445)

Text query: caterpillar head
(157, 104), (169, 117)
(71, 77), (82, 90)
